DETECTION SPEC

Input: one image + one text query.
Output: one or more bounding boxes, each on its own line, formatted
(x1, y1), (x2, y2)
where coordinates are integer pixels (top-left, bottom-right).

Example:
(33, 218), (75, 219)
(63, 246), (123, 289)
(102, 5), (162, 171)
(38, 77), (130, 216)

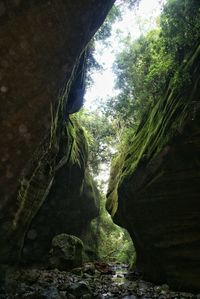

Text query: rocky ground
(0, 263), (199, 299)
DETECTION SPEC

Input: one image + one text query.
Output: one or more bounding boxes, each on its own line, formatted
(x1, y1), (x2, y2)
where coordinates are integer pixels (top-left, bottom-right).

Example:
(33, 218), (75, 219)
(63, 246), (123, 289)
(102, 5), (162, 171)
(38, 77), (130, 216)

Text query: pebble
(122, 296), (137, 299)
(0, 86), (8, 93)
(41, 286), (61, 299)
(161, 284), (170, 291)
(1, 265), (197, 299)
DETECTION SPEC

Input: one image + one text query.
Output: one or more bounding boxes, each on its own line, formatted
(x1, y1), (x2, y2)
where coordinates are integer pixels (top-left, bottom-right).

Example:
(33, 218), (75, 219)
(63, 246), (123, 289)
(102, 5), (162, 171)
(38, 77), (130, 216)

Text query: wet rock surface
(1, 264), (198, 299)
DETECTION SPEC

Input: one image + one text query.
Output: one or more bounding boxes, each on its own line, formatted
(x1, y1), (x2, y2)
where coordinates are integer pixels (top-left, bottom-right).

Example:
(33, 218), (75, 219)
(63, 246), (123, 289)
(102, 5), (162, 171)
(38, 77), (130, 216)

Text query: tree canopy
(105, 0), (200, 130)
(76, 0), (200, 263)
(80, 0), (200, 184)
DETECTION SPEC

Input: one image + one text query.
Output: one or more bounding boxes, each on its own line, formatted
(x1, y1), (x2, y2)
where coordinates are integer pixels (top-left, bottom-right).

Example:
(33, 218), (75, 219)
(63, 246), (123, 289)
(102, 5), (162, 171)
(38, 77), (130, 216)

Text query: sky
(84, 0), (165, 111)
(83, 0), (165, 190)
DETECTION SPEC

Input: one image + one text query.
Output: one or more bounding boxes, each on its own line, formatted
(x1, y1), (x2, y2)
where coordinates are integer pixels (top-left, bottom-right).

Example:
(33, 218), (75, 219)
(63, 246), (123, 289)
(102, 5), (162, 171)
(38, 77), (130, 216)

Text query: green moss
(82, 194), (135, 264)
(1, 110), (90, 263)
(83, 170), (100, 208)
(106, 153), (125, 217)
(107, 44), (200, 217)
(67, 115), (88, 168)
(10, 73), (85, 256)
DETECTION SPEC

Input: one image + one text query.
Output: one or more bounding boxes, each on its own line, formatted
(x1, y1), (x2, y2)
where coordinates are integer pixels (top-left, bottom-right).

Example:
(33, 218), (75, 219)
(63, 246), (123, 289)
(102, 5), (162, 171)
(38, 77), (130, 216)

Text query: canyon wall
(0, 0), (114, 264)
(107, 45), (200, 291)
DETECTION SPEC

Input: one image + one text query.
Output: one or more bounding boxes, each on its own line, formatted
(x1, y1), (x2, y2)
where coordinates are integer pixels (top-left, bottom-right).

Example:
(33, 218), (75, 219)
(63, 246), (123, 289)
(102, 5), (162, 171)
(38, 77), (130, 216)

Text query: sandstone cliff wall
(107, 45), (200, 291)
(0, 0), (114, 264)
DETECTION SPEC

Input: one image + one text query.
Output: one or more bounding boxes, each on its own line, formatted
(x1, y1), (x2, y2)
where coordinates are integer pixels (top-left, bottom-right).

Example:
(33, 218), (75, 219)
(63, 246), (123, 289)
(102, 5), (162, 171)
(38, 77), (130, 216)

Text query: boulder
(49, 234), (83, 270)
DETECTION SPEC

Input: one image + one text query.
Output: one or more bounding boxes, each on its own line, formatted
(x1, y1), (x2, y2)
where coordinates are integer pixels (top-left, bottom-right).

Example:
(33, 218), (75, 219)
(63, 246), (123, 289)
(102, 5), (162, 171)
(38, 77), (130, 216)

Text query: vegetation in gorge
(106, 0), (200, 216)
(77, 0), (200, 265)
(106, 0), (200, 131)
(77, 109), (116, 179)
(77, 109), (135, 265)
(82, 0), (200, 185)
(82, 195), (136, 265)
(86, 0), (139, 86)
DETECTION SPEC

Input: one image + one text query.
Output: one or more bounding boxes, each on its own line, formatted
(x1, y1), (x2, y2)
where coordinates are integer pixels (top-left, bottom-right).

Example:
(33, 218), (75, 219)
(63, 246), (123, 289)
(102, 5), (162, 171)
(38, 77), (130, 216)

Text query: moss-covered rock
(49, 234), (83, 270)
(107, 45), (200, 291)
(82, 195), (136, 265)
(20, 116), (99, 264)
(0, 0), (114, 265)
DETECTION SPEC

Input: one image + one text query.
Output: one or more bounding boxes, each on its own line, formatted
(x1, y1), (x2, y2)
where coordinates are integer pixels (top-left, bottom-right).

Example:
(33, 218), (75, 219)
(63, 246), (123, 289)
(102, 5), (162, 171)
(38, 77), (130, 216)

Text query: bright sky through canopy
(84, 0), (165, 111)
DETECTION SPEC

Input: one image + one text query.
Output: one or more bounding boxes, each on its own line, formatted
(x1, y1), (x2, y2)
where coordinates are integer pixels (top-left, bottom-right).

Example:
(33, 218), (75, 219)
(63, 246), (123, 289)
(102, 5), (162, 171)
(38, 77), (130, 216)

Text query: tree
(82, 0), (200, 181)
(86, 0), (139, 85)
(104, 0), (200, 132)
(85, 3), (122, 86)
(77, 109), (116, 178)
(160, 0), (200, 63)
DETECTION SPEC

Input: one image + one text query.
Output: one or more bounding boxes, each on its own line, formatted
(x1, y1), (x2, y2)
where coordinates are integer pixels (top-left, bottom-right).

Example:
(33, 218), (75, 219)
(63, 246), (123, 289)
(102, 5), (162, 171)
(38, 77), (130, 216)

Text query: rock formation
(0, 0), (114, 265)
(1, 0), (200, 294)
(21, 117), (99, 264)
(49, 233), (84, 270)
(107, 45), (200, 291)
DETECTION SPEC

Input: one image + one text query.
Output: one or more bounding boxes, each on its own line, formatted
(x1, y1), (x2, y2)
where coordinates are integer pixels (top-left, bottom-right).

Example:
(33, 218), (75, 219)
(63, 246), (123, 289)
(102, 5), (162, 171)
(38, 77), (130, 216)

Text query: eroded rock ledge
(0, 0), (114, 264)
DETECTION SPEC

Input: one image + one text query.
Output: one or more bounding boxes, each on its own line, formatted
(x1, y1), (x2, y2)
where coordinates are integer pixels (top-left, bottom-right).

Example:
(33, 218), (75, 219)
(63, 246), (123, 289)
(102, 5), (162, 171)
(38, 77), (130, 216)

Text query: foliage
(106, 0), (200, 216)
(77, 108), (116, 178)
(94, 0), (139, 42)
(82, 194), (136, 264)
(160, 0), (200, 62)
(105, 0), (200, 131)
(76, 108), (135, 264)
(94, 5), (121, 42)
(96, 195), (135, 264)
(85, 0), (139, 85)
(85, 4), (122, 86)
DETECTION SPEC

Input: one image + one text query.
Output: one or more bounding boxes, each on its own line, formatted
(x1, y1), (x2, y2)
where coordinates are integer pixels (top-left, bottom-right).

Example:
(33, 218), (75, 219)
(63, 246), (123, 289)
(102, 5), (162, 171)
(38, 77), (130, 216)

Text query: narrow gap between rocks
(1, 0), (199, 298)
(76, 0), (163, 268)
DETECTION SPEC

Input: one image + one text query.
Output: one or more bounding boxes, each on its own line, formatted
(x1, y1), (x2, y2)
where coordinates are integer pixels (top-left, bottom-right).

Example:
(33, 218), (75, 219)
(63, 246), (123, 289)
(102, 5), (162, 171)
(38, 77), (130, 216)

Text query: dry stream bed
(0, 263), (198, 299)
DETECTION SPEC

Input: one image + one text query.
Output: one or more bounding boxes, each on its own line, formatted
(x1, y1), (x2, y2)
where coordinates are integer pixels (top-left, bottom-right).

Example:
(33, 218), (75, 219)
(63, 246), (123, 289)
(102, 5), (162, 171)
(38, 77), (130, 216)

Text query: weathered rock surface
(21, 117), (99, 264)
(107, 45), (200, 291)
(0, 0), (114, 264)
(49, 234), (83, 270)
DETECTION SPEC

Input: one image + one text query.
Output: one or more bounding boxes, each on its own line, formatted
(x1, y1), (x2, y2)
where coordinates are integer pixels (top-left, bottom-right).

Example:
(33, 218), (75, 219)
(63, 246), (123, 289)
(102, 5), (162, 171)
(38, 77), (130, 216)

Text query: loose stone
(1, 86), (8, 93)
